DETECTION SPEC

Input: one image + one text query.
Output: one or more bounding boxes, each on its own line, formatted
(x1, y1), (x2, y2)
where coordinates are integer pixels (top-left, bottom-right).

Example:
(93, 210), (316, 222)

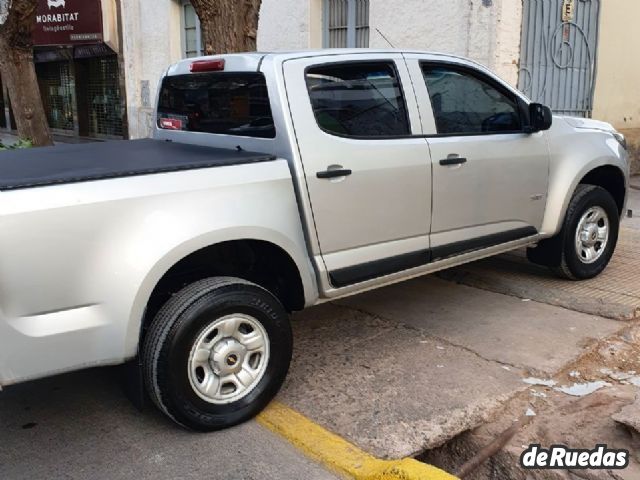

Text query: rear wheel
(142, 277), (292, 430)
(527, 185), (619, 280)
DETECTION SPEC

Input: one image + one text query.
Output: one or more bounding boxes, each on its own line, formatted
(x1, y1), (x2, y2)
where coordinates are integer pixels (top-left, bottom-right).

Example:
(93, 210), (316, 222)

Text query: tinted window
(422, 65), (522, 135)
(305, 62), (410, 137)
(157, 73), (275, 138)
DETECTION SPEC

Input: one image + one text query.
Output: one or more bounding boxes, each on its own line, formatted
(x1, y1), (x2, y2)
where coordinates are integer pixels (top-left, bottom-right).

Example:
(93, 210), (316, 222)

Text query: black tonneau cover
(0, 139), (276, 191)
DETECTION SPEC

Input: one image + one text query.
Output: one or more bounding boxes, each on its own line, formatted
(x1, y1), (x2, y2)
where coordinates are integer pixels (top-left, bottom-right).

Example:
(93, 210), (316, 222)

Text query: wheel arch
(125, 232), (316, 357)
(578, 165), (626, 214)
(541, 159), (628, 236)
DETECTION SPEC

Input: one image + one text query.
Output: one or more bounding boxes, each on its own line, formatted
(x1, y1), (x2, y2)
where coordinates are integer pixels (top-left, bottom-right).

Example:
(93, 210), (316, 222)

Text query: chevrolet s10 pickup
(0, 49), (629, 430)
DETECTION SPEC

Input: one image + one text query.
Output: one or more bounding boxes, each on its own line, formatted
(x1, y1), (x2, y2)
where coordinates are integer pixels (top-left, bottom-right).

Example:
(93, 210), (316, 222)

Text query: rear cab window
(157, 73), (276, 139)
(304, 62), (410, 138)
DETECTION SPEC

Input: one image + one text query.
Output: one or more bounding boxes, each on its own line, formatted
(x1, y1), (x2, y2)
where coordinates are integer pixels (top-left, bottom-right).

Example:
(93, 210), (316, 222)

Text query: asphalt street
(0, 369), (338, 480)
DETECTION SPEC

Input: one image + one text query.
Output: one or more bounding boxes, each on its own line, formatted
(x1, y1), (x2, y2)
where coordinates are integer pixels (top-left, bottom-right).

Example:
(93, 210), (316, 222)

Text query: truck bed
(0, 139), (276, 191)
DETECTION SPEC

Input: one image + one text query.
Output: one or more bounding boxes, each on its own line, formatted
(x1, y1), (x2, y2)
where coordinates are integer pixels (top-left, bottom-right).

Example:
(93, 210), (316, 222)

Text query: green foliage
(0, 139), (33, 151)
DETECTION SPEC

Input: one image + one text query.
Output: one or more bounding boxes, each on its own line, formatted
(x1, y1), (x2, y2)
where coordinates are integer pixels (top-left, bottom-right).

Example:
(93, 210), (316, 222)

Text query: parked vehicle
(0, 50), (629, 430)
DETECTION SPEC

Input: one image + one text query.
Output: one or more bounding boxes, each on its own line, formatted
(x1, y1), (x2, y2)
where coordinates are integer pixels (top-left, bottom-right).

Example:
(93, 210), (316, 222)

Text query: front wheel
(529, 185), (619, 280)
(142, 277), (292, 431)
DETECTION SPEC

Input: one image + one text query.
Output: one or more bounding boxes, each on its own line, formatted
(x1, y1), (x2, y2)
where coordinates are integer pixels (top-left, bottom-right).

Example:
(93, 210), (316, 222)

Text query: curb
(257, 401), (458, 480)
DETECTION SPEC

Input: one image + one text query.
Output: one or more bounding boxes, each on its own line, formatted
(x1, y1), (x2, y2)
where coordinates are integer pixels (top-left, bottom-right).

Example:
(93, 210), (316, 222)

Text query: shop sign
(33, 0), (103, 46)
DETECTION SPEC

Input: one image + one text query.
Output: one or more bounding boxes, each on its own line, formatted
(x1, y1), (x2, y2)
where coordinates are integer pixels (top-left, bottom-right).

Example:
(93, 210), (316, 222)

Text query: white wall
(370, 1), (475, 57)
(493, 0), (522, 87)
(257, 0), (523, 86)
(370, 0), (521, 84)
(257, 0), (313, 51)
(121, 0), (183, 139)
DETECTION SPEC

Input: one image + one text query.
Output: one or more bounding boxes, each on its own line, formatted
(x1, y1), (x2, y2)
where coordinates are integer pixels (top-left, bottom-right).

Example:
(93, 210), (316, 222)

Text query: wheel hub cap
(574, 206), (609, 264)
(187, 313), (269, 404)
(210, 338), (247, 376)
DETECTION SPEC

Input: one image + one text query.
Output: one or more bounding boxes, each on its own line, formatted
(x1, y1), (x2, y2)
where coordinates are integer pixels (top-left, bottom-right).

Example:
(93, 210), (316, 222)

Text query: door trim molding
(329, 249), (432, 288)
(431, 226), (538, 261)
(328, 226), (538, 287)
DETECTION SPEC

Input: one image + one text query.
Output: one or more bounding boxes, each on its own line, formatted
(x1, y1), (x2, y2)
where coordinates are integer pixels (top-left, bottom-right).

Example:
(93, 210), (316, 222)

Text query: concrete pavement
(339, 276), (622, 376)
(279, 277), (623, 459)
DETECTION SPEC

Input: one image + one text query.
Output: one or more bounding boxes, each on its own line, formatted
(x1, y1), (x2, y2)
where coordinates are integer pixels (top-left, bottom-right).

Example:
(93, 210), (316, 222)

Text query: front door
(405, 57), (549, 258)
(283, 54), (432, 289)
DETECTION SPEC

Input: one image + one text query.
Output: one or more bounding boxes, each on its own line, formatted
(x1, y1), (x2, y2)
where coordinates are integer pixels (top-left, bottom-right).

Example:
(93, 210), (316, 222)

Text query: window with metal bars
(36, 61), (75, 132)
(324, 0), (369, 48)
(182, 1), (204, 58)
(79, 55), (123, 138)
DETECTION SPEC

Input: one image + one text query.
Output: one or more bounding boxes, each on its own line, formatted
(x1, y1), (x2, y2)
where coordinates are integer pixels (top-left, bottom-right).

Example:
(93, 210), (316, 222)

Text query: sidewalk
(0, 132), (20, 147)
(0, 131), (99, 147)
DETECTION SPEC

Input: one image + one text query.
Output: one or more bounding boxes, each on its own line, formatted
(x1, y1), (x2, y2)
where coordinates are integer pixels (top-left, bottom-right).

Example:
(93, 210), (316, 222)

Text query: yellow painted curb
(257, 401), (458, 480)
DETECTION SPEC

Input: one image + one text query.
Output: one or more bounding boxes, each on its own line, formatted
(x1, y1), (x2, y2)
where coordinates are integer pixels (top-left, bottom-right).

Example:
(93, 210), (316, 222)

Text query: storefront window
(84, 56), (123, 137)
(33, 51), (123, 139)
(36, 61), (75, 132)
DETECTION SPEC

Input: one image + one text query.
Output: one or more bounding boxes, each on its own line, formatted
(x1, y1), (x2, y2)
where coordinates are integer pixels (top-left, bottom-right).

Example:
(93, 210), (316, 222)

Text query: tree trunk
(0, 39), (52, 146)
(190, 0), (262, 55)
(0, 0), (53, 146)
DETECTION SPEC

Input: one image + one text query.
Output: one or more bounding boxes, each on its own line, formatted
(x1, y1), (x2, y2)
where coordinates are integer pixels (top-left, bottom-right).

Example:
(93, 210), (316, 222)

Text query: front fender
(540, 123), (628, 236)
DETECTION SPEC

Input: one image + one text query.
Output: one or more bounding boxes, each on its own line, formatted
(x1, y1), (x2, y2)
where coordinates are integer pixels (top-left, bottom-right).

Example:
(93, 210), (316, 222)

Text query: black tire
(142, 276), (292, 431)
(547, 184), (619, 280)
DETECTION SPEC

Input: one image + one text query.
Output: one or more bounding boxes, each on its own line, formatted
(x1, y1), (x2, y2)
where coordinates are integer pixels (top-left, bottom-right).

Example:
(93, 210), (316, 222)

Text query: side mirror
(528, 103), (553, 132)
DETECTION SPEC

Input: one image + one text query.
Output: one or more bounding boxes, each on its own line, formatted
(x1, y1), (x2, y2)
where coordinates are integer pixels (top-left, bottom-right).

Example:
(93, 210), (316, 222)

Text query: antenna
(375, 28), (396, 49)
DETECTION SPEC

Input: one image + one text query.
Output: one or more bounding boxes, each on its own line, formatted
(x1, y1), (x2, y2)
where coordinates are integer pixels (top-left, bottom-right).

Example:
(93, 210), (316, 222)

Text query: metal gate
(518, 0), (600, 117)
(36, 61), (75, 132)
(84, 55), (123, 138)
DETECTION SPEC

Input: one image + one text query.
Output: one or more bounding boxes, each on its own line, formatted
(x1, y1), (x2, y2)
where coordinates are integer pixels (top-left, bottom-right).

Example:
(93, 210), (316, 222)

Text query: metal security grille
(518, 0), (600, 117)
(36, 61), (75, 132)
(85, 55), (123, 138)
(355, 0), (370, 48)
(0, 75), (6, 129)
(324, 0), (369, 48)
(182, 1), (204, 58)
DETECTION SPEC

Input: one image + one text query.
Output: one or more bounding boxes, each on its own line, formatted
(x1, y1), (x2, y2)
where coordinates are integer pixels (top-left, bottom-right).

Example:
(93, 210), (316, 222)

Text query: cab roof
(165, 48), (481, 77)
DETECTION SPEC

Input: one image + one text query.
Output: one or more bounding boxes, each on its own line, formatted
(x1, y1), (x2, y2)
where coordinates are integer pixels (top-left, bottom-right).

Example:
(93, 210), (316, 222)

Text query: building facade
(1, 0), (124, 139)
(1, 0), (638, 172)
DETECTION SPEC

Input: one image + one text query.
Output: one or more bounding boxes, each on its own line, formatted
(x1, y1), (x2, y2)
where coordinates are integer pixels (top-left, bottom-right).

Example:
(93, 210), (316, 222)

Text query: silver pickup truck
(0, 49), (629, 430)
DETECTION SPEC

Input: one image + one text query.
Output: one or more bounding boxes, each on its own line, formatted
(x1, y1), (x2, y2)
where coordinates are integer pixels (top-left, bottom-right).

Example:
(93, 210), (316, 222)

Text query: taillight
(190, 59), (225, 73)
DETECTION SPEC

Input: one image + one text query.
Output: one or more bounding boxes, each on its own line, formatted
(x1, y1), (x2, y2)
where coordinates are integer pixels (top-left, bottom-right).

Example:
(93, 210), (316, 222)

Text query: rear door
(283, 54), (432, 290)
(405, 55), (549, 259)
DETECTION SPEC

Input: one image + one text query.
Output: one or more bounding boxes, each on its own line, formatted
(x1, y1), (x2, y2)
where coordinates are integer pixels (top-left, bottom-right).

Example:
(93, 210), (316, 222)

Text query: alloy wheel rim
(574, 206), (609, 264)
(187, 313), (269, 404)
